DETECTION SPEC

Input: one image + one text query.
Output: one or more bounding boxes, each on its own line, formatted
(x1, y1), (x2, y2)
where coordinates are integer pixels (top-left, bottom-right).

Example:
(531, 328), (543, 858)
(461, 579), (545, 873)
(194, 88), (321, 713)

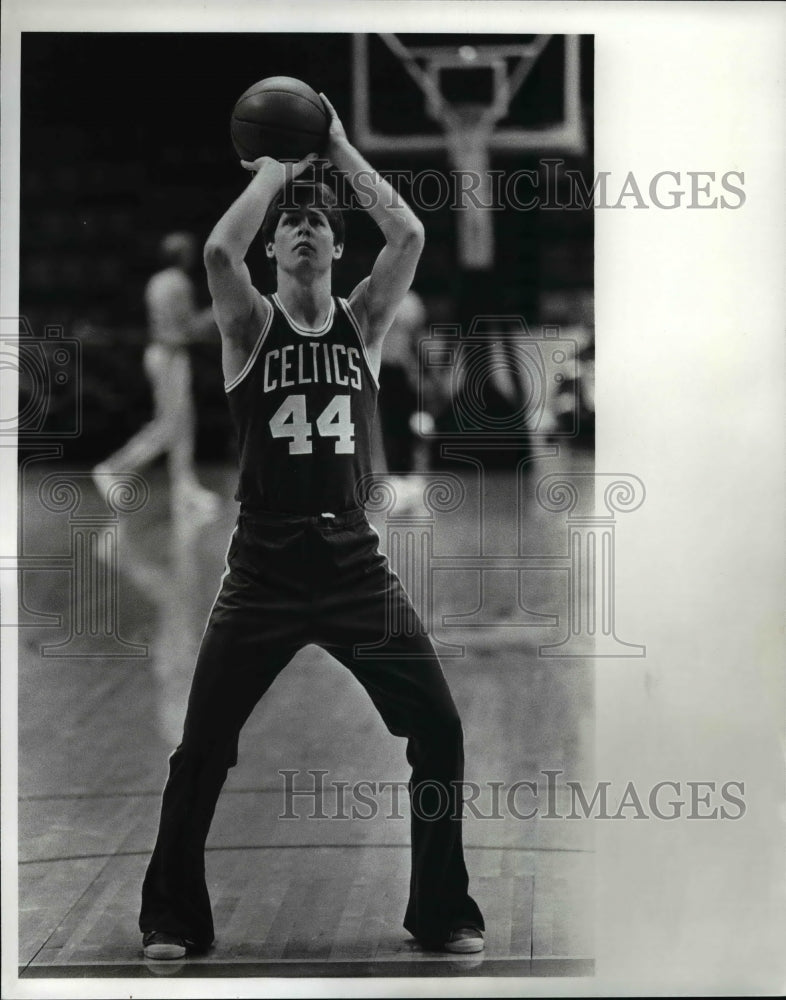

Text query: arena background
(16, 31), (597, 982)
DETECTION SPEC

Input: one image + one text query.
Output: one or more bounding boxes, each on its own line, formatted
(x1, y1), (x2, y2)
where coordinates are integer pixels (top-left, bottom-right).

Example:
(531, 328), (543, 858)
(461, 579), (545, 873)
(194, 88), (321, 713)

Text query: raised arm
(320, 95), (425, 359)
(203, 154), (315, 383)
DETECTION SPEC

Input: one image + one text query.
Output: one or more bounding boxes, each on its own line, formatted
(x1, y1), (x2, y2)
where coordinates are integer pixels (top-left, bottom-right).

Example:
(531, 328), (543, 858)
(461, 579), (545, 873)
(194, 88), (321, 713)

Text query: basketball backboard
(352, 33), (585, 156)
(352, 33), (587, 269)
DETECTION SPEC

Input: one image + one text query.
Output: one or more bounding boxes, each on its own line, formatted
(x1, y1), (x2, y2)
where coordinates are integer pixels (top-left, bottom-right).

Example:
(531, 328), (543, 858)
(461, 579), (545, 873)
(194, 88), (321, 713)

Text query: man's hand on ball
(319, 93), (349, 161)
(240, 152), (318, 178)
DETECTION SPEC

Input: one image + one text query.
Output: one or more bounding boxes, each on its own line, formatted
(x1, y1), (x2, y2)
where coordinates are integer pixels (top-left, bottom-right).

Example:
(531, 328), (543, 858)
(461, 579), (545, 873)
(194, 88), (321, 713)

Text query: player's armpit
(218, 288), (272, 388)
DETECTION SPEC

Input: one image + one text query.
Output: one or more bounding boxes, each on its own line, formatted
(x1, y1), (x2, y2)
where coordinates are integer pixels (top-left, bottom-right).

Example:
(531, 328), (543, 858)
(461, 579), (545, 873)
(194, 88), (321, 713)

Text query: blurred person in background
(378, 289), (426, 474)
(92, 232), (221, 516)
(377, 289), (441, 505)
(539, 288), (595, 443)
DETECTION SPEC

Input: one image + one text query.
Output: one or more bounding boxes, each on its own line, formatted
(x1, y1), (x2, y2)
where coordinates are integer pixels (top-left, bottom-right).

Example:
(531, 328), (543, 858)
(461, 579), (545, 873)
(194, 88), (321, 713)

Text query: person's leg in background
(93, 343), (173, 488)
(377, 363), (423, 513)
(378, 363), (417, 474)
(93, 344), (219, 515)
(165, 348), (220, 515)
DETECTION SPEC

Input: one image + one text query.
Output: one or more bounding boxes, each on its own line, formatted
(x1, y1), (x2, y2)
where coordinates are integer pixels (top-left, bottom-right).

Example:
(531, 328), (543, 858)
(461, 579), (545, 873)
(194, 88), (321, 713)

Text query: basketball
(230, 76), (329, 162)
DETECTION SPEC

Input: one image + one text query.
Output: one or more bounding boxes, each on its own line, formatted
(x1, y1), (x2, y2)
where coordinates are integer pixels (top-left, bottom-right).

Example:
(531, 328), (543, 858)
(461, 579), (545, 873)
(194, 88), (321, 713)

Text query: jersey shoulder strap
(337, 296), (380, 388)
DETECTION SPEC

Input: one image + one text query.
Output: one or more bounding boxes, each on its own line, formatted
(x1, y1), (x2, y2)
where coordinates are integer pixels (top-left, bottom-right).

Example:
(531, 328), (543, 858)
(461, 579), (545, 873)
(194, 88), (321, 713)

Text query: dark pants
(139, 508), (483, 950)
(378, 364), (417, 473)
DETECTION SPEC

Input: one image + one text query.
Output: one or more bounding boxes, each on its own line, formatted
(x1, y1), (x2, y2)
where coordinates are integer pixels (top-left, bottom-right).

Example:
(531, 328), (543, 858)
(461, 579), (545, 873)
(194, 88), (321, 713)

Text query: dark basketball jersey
(225, 293), (379, 514)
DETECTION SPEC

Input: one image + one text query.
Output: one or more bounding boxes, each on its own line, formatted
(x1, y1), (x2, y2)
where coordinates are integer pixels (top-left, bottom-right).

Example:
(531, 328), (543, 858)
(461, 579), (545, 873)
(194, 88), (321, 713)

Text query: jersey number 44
(269, 393), (355, 455)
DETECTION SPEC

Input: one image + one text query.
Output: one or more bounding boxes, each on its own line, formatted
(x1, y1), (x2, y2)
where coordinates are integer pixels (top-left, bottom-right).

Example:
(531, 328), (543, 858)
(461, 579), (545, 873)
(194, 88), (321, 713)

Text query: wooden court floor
(16, 449), (595, 981)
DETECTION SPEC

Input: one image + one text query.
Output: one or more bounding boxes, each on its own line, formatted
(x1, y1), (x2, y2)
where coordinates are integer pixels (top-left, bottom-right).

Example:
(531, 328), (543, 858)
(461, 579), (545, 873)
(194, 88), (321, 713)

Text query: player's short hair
(261, 181), (345, 251)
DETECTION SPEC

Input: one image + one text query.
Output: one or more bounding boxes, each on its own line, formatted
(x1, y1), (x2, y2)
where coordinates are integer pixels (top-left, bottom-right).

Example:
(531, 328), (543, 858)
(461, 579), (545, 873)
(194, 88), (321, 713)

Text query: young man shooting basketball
(139, 95), (484, 959)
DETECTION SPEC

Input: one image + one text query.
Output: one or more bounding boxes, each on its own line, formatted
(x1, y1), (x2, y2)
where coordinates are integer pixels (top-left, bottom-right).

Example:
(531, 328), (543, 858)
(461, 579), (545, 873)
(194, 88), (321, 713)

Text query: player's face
(269, 208), (343, 275)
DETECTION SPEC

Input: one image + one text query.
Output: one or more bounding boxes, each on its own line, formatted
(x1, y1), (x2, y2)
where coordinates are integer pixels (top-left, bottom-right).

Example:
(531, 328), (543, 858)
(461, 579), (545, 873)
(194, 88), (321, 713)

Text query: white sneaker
(443, 927), (485, 954)
(142, 931), (187, 960)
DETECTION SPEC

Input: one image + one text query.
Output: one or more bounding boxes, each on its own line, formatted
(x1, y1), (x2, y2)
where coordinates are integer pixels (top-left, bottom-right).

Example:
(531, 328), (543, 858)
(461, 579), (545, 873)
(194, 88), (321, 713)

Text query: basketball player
(92, 232), (221, 516)
(139, 95), (484, 959)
